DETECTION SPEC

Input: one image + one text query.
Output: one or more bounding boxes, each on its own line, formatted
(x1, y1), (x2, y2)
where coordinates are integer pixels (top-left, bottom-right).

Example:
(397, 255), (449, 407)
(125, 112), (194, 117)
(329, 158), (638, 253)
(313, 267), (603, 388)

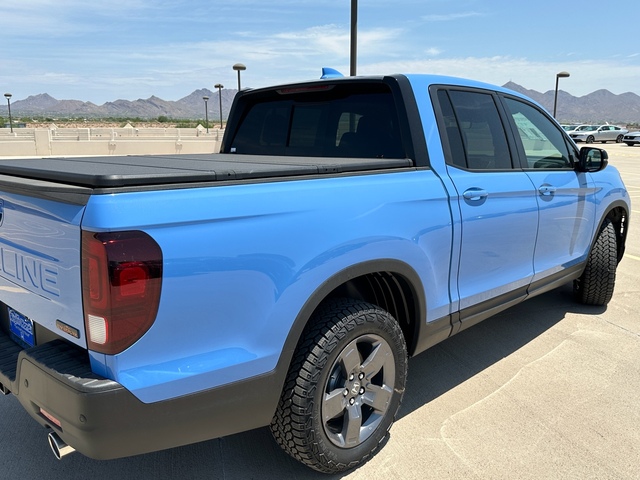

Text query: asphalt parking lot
(1, 143), (639, 479)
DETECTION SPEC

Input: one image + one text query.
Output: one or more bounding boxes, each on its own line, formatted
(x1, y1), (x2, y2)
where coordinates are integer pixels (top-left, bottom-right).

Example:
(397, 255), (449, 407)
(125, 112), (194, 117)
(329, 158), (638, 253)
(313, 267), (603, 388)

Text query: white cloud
(424, 48), (443, 56)
(3, 1), (638, 104)
(357, 56), (640, 96)
(422, 12), (484, 22)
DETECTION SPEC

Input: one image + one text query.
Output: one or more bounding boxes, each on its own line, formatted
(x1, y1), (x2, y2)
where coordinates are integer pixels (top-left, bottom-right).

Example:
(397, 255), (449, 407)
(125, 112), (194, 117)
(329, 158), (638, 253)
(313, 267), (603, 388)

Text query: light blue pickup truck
(0, 73), (629, 473)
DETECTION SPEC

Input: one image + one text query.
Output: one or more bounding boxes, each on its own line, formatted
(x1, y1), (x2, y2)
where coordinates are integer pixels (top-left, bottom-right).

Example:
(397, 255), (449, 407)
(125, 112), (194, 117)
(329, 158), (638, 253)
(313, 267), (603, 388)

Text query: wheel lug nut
(359, 387), (365, 395)
(349, 374), (355, 381)
(358, 372), (365, 380)
(349, 398), (355, 405)
(343, 389), (349, 397)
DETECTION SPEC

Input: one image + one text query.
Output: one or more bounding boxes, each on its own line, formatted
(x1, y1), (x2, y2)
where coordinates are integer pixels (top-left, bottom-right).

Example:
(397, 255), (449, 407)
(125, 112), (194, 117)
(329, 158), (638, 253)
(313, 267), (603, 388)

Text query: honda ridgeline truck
(0, 73), (629, 473)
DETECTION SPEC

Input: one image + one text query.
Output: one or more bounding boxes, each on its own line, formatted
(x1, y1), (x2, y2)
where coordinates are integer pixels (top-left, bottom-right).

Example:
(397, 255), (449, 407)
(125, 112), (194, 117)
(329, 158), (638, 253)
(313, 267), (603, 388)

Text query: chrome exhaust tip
(48, 432), (75, 459)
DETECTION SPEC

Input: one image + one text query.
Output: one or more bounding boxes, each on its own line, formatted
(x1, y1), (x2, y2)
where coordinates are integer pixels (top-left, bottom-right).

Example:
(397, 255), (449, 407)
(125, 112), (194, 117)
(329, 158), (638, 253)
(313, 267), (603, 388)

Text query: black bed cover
(0, 153), (413, 188)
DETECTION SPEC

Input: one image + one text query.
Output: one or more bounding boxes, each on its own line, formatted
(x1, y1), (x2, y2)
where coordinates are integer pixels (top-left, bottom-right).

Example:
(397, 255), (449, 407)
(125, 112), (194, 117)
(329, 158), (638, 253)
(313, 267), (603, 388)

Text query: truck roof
(241, 73), (527, 100)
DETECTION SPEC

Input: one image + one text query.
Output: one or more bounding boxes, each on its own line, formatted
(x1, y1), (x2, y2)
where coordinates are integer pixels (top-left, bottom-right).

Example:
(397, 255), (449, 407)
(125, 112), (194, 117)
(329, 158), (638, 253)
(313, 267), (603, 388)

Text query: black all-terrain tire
(270, 298), (408, 474)
(574, 219), (617, 306)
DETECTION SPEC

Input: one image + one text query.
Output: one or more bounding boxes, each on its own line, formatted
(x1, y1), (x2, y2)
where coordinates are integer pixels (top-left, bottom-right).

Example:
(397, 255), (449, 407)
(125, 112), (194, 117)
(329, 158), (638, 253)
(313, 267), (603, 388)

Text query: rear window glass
(227, 84), (405, 159)
(438, 89), (512, 170)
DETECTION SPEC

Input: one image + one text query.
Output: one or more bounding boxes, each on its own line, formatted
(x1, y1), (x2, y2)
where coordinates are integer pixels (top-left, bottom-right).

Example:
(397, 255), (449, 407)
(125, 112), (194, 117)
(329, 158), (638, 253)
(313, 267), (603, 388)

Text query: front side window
(503, 98), (572, 169)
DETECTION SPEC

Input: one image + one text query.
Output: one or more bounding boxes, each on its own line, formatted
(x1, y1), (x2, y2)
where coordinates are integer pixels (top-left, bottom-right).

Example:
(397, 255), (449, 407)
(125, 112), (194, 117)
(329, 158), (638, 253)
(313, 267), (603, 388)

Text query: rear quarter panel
(82, 170), (453, 402)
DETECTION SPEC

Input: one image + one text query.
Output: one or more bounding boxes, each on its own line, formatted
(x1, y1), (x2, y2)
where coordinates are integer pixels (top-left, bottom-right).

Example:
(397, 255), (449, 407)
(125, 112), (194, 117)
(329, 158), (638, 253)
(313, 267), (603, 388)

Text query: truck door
(435, 88), (539, 328)
(501, 96), (596, 287)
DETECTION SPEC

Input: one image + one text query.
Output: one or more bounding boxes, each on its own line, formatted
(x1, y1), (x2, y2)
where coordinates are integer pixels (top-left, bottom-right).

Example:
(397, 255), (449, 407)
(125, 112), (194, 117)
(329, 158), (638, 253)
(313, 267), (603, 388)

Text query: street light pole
(4, 93), (13, 133)
(350, 0), (358, 76)
(553, 71), (570, 119)
(214, 84), (224, 128)
(232, 63), (246, 91)
(202, 95), (210, 133)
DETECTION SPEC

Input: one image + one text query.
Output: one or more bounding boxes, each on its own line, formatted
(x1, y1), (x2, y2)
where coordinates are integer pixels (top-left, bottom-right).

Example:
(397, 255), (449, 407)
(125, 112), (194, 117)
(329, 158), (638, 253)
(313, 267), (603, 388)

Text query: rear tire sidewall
(308, 308), (407, 468)
(271, 299), (408, 473)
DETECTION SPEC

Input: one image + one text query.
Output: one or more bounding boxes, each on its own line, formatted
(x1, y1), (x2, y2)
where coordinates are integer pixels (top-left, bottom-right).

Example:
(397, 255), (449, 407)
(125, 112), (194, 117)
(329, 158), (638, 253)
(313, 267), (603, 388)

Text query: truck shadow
(0, 283), (605, 480)
(398, 282), (604, 419)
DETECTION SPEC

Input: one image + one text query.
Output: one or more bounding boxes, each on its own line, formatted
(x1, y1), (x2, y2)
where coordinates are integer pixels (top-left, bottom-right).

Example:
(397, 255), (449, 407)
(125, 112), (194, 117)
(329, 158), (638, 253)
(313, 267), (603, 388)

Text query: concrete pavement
(0, 143), (638, 479)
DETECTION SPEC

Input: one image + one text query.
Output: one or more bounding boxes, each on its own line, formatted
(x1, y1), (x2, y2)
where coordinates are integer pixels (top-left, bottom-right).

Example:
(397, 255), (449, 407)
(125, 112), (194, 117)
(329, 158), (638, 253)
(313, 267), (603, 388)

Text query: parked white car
(570, 124), (628, 143)
(622, 131), (640, 146)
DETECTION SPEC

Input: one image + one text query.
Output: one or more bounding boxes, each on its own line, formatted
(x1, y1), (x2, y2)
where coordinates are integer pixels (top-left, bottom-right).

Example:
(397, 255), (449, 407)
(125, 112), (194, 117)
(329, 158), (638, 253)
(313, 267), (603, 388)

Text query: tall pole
(350, 0), (357, 76)
(203, 96), (209, 133)
(4, 93), (13, 133)
(233, 63), (246, 91)
(553, 71), (570, 119)
(214, 84), (224, 128)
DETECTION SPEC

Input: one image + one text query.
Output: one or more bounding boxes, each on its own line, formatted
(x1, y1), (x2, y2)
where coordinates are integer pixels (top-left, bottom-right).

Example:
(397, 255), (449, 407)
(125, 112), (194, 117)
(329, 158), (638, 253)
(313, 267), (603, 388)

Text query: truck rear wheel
(270, 298), (408, 473)
(574, 219), (617, 306)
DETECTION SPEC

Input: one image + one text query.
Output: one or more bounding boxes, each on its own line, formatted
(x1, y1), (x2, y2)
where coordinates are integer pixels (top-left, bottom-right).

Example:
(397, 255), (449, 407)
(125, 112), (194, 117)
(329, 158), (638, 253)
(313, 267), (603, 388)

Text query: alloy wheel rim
(321, 333), (396, 448)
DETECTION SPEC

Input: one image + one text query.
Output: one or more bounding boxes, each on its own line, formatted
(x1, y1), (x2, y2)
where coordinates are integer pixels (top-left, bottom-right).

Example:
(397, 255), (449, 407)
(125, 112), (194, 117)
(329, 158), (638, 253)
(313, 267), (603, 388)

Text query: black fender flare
(269, 259), (427, 391)
(594, 200), (629, 263)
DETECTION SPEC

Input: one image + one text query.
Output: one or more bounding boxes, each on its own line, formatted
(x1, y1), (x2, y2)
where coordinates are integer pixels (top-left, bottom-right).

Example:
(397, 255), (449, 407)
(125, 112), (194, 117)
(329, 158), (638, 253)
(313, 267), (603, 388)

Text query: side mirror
(577, 146), (608, 172)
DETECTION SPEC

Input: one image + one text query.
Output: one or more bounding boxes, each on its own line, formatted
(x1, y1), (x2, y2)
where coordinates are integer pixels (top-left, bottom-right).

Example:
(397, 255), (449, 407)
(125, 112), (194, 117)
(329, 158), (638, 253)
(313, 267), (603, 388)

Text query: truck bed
(0, 153), (413, 188)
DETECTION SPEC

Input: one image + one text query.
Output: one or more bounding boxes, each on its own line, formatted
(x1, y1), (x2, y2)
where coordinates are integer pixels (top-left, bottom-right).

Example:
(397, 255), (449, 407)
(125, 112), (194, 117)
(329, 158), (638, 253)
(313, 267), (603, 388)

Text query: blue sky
(1, 0), (637, 104)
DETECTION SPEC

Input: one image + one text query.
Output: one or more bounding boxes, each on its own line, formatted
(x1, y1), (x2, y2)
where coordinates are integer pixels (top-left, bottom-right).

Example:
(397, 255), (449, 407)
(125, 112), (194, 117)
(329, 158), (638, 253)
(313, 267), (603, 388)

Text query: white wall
(0, 127), (224, 157)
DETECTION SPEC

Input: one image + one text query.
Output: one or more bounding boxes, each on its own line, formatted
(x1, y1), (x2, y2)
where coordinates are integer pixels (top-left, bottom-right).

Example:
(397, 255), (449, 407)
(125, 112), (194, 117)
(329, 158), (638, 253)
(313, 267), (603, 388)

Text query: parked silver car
(570, 124), (628, 143)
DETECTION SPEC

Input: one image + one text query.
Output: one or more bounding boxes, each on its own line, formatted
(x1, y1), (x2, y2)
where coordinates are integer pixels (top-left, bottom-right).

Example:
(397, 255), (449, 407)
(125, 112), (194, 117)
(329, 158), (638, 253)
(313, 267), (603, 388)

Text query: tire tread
(575, 219), (617, 306)
(270, 298), (407, 473)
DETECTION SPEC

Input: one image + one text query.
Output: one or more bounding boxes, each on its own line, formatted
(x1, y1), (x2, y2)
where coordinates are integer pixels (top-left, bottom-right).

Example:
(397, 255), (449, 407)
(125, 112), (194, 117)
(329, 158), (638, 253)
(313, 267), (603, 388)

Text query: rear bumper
(0, 329), (281, 459)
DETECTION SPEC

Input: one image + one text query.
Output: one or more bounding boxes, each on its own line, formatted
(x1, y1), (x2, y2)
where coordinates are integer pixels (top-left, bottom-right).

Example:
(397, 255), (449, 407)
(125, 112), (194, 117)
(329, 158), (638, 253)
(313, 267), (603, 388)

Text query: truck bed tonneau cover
(0, 154), (413, 188)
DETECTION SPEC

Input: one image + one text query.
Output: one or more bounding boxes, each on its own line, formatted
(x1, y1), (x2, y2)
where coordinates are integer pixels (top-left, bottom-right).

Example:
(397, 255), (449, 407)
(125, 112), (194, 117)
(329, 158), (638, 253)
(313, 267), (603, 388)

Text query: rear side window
(503, 98), (572, 169)
(228, 84), (405, 159)
(438, 89), (512, 170)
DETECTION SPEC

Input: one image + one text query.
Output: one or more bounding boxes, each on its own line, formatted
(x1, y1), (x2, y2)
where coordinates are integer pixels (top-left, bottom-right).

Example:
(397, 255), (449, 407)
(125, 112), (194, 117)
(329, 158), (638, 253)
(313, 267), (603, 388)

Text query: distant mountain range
(503, 82), (640, 125)
(2, 83), (640, 124)
(0, 88), (239, 121)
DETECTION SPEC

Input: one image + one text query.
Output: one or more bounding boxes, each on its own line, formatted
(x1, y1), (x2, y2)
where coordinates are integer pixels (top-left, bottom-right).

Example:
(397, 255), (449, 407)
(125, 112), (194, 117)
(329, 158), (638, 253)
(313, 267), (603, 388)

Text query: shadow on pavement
(0, 283), (606, 480)
(399, 282), (605, 419)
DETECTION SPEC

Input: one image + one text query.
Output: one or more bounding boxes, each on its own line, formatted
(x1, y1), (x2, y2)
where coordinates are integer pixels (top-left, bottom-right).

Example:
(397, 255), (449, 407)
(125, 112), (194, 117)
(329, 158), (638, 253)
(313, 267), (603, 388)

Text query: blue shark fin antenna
(320, 68), (344, 79)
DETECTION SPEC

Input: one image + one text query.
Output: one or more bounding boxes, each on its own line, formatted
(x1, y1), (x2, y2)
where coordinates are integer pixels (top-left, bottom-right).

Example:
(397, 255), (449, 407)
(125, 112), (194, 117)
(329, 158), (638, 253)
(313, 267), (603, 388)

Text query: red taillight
(81, 230), (163, 355)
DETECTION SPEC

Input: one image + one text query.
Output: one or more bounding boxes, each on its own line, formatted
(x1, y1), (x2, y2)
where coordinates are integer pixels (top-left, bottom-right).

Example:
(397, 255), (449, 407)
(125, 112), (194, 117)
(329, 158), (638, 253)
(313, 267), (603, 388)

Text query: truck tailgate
(0, 190), (86, 350)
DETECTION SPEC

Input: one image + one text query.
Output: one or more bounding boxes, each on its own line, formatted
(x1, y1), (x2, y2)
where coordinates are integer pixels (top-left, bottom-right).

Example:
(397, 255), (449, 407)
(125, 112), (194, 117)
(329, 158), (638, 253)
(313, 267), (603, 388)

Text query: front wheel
(574, 219), (617, 306)
(586, 135), (595, 144)
(616, 134), (624, 143)
(270, 298), (408, 473)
